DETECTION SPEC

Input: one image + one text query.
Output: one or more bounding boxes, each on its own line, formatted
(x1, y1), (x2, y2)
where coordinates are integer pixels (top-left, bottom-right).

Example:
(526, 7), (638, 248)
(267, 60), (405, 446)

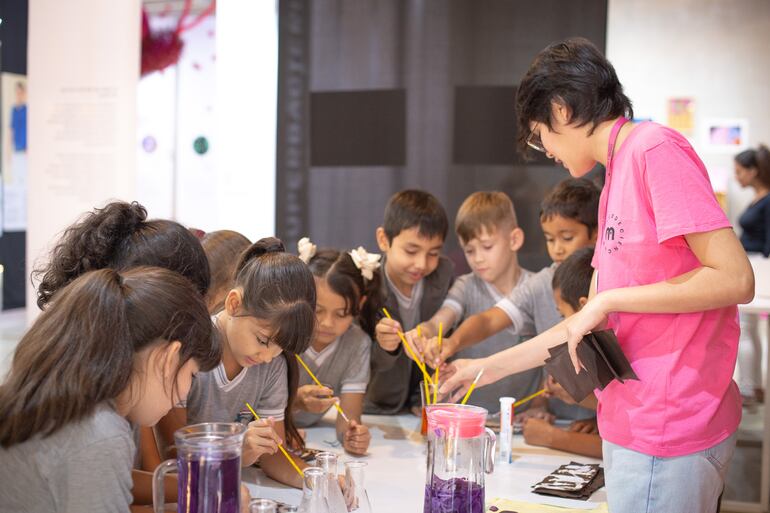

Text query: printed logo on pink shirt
(603, 213), (625, 254)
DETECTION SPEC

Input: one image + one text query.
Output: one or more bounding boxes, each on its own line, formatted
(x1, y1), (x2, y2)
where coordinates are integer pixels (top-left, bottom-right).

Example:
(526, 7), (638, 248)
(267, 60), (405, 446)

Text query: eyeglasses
(526, 130), (546, 154)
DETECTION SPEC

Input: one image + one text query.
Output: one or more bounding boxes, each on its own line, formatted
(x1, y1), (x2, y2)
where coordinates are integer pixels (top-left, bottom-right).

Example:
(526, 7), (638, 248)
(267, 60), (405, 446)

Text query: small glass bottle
(315, 452), (348, 513)
(344, 461), (372, 513)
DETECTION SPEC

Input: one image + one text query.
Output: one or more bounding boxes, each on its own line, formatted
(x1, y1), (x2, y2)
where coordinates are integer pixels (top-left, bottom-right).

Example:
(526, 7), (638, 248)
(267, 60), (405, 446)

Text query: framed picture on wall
(701, 118), (749, 153)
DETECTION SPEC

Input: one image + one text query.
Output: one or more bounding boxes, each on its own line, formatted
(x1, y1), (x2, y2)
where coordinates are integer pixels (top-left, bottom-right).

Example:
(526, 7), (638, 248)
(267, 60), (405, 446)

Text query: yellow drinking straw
(295, 354), (350, 423)
(414, 324), (432, 404)
(513, 388), (546, 408)
(245, 402), (304, 478)
(433, 322), (443, 404)
(460, 368), (485, 405)
(382, 308), (434, 386)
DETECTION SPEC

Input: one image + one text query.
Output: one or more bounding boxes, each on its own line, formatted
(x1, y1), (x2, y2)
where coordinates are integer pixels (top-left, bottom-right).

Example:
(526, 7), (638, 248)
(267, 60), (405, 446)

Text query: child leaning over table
(293, 238), (378, 455)
(365, 190), (454, 415)
(522, 247), (602, 459)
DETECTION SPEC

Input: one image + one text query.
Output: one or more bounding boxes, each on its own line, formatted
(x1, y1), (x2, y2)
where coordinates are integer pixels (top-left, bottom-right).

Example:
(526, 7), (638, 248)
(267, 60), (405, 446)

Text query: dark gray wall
(0, 0), (28, 310)
(277, 0), (607, 272)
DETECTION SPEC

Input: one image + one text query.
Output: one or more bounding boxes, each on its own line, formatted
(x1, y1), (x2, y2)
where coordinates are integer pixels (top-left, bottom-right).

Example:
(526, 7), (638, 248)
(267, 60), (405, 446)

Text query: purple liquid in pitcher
(178, 453), (241, 513)
(423, 476), (484, 513)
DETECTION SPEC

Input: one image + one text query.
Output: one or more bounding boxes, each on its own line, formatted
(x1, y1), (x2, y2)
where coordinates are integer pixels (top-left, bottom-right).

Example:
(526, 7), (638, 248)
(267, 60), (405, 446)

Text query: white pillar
(26, 0), (141, 321)
(215, 0), (278, 241)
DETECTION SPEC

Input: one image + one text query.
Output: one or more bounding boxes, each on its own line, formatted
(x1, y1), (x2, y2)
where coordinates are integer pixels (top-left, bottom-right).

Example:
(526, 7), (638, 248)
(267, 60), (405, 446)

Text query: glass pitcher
(153, 422), (247, 513)
(423, 404), (496, 513)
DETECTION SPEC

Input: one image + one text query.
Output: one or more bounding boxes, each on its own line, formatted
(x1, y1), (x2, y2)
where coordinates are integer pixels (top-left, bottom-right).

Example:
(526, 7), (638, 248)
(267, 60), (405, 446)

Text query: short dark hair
(516, 37), (633, 158)
(383, 189), (448, 243)
(540, 178), (600, 234)
(552, 246), (594, 312)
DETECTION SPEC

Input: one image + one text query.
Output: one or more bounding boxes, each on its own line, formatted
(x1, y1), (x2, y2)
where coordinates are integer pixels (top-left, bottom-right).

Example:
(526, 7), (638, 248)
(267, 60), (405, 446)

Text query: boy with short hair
(411, 191), (542, 413)
(425, 178), (600, 367)
(364, 189), (454, 414)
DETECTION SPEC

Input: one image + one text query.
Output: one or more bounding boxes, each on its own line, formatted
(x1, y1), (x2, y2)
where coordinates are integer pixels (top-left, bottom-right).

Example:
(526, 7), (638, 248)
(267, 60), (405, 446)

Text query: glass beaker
(298, 466), (330, 513)
(423, 404), (496, 513)
(344, 460), (372, 513)
(315, 452), (347, 513)
(153, 422), (246, 513)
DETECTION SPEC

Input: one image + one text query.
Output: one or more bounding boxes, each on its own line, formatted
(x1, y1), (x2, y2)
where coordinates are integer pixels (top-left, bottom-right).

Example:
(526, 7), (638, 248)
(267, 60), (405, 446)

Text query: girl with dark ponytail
(292, 238), (382, 455)
(31, 200), (213, 506)
(158, 237), (317, 489)
(0, 267), (220, 512)
(733, 144), (770, 405)
(34, 201), (211, 307)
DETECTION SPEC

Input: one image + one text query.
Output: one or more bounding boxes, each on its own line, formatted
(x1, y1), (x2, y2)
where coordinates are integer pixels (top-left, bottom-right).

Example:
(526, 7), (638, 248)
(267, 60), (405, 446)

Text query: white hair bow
(348, 246), (382, 281)
(297, 237), (317, 264)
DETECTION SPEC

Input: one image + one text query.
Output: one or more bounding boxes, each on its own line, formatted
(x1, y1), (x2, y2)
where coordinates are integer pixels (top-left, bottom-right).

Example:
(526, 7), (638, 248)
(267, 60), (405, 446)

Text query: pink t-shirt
(592, 121), (741, 457)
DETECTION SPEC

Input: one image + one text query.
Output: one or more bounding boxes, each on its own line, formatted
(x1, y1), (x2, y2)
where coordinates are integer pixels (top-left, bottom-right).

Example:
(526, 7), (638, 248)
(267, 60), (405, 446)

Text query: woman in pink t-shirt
(442, 38), (754, 513)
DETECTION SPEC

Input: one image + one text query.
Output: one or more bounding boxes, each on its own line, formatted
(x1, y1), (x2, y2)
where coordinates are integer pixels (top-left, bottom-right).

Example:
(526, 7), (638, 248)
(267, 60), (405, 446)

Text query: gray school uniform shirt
(184, 355), (289, 425)
(494, 263), (562, 335)
(444, 270), (544, 413)
(0, 405), (134, 513)
(295, 323), (371, 427)
(494, 262), (595, 421)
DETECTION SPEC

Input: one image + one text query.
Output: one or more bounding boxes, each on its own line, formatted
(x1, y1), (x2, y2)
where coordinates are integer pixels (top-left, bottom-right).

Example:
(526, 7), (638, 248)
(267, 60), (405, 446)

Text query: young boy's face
(541, 214), (596, 264)
(377, 226), (443, 290)
(461, 226), (520, 285)
(553, 288), (578, 318)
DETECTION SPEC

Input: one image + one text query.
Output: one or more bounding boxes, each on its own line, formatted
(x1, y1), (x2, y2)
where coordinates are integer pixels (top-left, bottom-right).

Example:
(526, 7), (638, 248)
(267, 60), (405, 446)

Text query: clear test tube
(499, 396), (515, 463)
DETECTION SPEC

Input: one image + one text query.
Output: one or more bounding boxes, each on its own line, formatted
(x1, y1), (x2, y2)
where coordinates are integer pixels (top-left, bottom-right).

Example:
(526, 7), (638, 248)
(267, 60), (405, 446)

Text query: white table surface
(243, 412), (606, 511)
(732, 295), (770, 513)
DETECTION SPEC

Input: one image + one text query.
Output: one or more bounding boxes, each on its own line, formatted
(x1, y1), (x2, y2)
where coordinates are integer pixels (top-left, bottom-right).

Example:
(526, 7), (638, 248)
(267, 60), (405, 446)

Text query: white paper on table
(244, 481), (302, 507)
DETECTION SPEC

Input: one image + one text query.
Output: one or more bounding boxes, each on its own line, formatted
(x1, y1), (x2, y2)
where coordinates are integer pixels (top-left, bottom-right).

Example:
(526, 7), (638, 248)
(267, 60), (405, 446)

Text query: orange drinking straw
(295, 354), (350, 423)
(245, 402), (304, 478)
(382, 308), (434, 386)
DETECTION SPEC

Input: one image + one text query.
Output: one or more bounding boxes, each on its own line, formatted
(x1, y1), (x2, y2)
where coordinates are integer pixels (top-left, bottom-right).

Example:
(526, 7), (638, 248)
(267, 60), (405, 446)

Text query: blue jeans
(603, 432), (736, 513)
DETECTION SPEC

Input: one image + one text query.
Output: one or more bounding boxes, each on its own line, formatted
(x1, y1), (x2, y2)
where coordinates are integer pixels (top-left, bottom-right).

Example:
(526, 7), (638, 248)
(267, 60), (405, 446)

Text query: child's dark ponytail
(234, 237), (316, 450)
(0, 267), (219, 447)
(35, 201), (146, 308)
(34, 201), (210, 308)
(756, 144), (770, 189)
(305, 247), (384, 339)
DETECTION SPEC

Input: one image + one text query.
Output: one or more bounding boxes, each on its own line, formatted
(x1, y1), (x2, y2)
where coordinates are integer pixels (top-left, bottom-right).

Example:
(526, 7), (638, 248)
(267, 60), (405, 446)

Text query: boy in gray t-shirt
(0, 405), (134, 513)
(429, 179), (600, 420)
(414, 191), (541, 413)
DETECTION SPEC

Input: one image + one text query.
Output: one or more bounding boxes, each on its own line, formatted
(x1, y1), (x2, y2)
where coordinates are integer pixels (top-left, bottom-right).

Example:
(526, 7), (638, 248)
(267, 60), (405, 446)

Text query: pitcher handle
(153, 458), (177, 513)
(484, 427), (497, 474)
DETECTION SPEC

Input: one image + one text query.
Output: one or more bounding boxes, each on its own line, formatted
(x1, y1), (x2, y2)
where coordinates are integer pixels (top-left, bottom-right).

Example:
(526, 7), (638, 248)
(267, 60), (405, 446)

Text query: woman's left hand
(564, 294), (610, 374)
